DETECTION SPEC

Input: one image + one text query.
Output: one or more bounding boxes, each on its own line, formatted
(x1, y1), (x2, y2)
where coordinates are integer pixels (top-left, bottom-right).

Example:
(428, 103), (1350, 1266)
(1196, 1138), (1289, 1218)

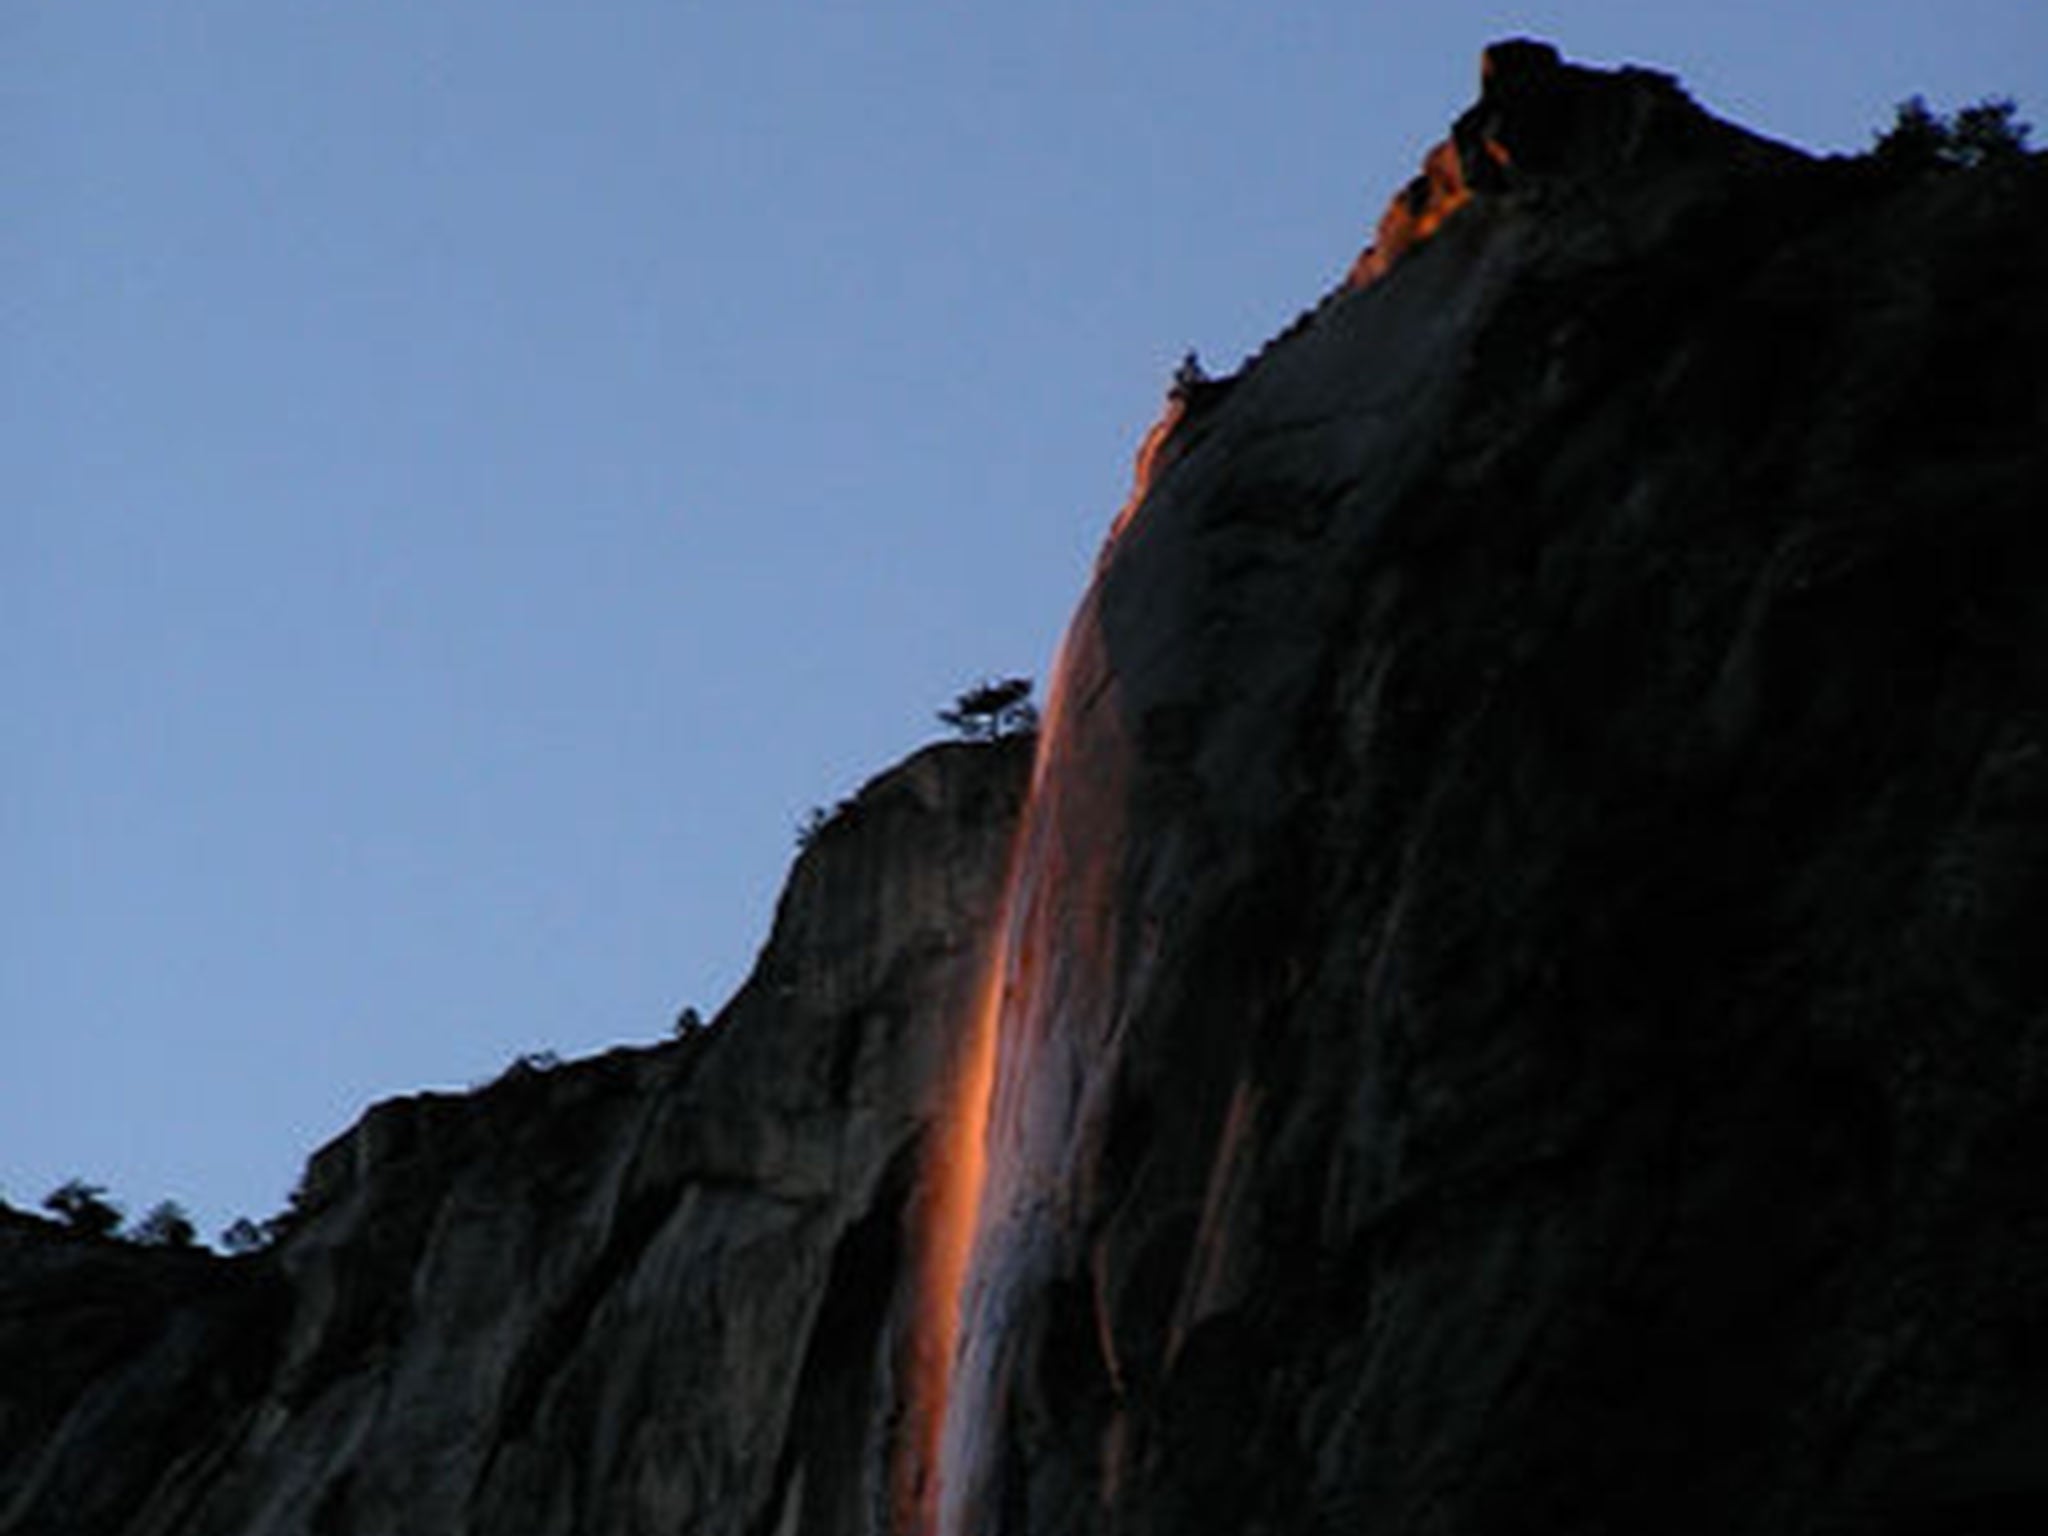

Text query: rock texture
(2, 740), (1030, 1536)
(945, 42), (2048, 1536)
(6, 41), (2048, 1536)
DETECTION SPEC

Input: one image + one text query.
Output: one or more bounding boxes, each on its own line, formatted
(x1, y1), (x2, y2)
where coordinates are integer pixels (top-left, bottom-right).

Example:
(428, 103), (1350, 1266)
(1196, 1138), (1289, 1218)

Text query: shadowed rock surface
(6, 42), (2047, 1536)
(3, 740), (1030, 1536)
(946, 42), (2048, 1536)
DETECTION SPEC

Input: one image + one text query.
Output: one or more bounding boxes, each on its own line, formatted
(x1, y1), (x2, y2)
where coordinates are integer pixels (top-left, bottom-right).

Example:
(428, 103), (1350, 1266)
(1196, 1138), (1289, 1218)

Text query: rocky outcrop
(1347, 39), (1798, 287)
(2, 739), (1030, 1536)
(942, 42), (2048, 1536)
(6, 41), (2047, 1536)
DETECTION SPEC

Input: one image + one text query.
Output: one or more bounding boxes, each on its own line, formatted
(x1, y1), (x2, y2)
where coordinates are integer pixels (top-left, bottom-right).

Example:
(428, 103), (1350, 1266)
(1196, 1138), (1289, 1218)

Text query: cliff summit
(6, 41), (2046, 1536)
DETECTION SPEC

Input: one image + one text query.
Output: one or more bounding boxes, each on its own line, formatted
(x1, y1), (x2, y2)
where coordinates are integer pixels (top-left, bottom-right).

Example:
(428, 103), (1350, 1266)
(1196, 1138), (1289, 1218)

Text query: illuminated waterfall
(893, 890), (1013, 1535)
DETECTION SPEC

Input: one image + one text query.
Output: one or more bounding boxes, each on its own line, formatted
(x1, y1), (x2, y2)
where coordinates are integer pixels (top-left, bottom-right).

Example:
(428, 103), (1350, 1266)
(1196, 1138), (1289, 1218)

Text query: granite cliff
(3, 740), (1031, 1536)
(6, 41), (2047, 1536)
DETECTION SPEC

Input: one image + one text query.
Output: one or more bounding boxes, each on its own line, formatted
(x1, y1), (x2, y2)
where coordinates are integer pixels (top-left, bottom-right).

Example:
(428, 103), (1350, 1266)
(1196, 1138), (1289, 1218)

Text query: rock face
(6, 41), (2047, 1536)
(2, 740), (1030, 1536)
(944, 43), (2048, 1536)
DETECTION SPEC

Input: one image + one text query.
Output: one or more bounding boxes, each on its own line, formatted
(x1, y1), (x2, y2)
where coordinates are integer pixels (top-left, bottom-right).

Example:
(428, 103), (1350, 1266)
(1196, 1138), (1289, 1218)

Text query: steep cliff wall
(2, 740), (1029, 1536)
(939, 42), (2048, 1536)
(6, 42), (2048, 1536)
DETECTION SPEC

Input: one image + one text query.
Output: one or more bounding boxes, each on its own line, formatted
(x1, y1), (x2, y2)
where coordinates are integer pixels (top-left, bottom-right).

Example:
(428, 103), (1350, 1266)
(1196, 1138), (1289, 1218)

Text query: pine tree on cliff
(938, 677), (1038, 740)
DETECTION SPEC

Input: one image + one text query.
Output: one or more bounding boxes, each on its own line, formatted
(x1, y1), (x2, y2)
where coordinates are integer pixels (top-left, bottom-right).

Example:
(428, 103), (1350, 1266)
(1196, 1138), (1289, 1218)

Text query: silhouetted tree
(1875, 94), (2031, 169)
(220, 1217), (269, 1255)
(1949, 97), (2032, 166)
(132, 1200), (197, 1249)
(938, 677), (1038, 741)
(43, 1179), (122, 1238)
(1873, 95), (1948, 170)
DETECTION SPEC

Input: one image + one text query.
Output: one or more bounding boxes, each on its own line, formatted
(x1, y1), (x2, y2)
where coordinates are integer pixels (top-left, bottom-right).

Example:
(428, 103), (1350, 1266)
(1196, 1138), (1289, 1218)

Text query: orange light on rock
(1109, 395), (1187, 542)
(1346, 135), (1474, 289)
(894, 878), (1015, 1535)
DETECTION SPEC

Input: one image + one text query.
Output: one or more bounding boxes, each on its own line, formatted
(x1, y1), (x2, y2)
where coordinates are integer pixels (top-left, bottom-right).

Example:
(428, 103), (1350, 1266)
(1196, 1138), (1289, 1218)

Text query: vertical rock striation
(942, 41), (2048, 1536)
(3, 740), (1030, 1536)
(7, 41), (2048, 1536)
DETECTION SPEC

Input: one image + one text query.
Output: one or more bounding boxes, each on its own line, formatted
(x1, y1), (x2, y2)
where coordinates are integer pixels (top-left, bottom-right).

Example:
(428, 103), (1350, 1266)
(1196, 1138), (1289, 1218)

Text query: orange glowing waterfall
(900, 629), (1084, 1532)
(892, 352), (1142, 1527)
(895, 864), (1014, 1535)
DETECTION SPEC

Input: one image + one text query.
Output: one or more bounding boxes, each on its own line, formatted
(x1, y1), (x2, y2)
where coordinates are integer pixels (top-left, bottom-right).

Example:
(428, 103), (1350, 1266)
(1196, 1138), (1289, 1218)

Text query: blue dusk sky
(6, 2), (2043, 1240)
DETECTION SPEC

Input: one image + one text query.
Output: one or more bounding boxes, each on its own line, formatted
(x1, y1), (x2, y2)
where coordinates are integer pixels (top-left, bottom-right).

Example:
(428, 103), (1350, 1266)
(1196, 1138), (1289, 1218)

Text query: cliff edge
(6, 41), (2047, 1536)
(3, 740), (1031, 1536)
(945, 39), (2048, 1536)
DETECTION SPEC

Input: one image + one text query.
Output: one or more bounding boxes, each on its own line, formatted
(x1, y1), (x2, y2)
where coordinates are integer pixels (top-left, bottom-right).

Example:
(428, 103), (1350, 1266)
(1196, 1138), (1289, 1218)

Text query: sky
(6, 2), (2043, 1242)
